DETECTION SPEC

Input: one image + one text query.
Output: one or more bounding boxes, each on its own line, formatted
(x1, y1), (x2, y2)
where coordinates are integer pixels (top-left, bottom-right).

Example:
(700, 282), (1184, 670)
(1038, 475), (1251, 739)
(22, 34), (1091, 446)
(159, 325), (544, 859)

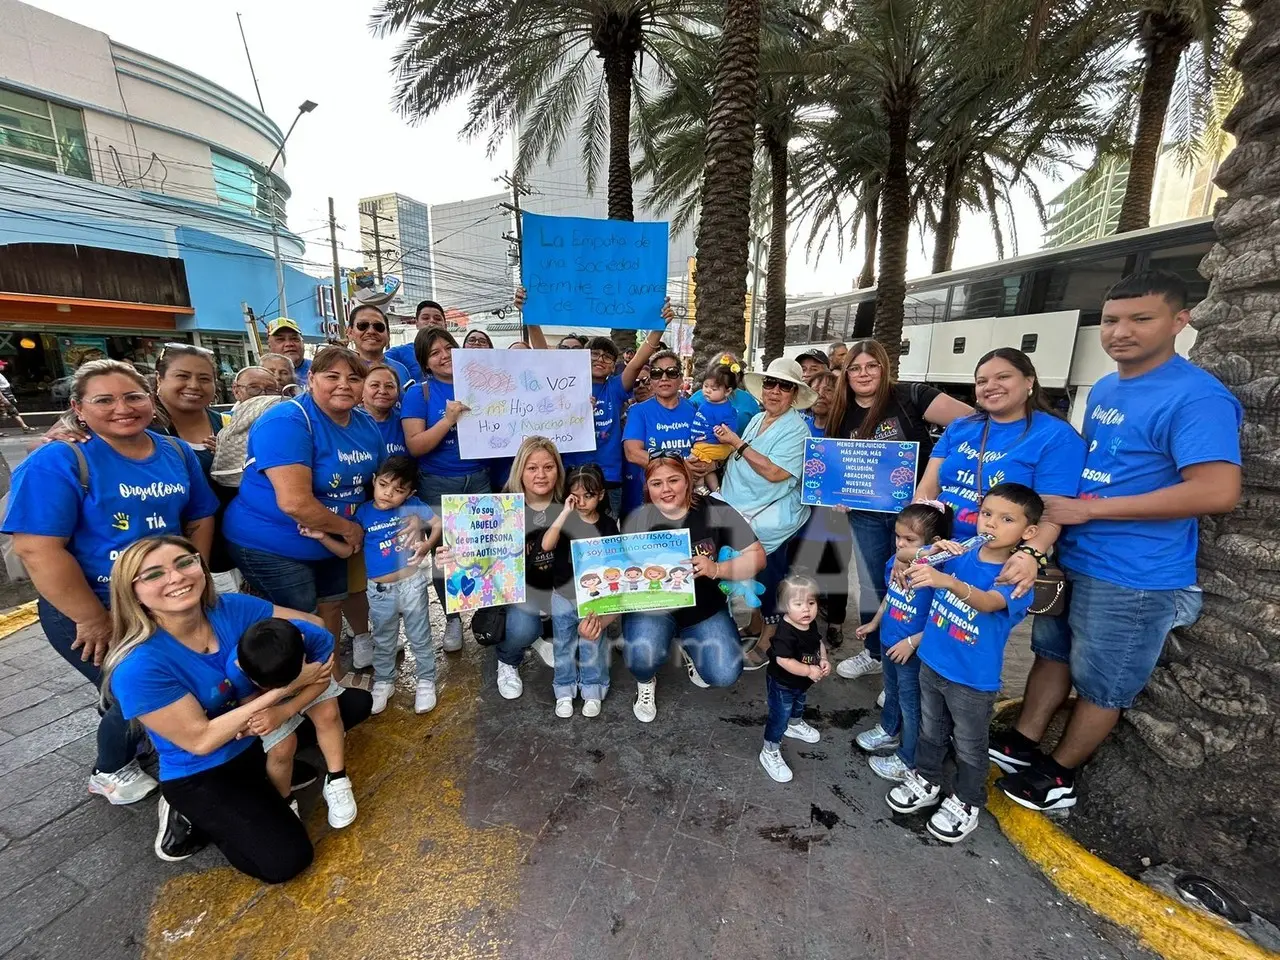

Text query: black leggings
(161, 687), (373, 884)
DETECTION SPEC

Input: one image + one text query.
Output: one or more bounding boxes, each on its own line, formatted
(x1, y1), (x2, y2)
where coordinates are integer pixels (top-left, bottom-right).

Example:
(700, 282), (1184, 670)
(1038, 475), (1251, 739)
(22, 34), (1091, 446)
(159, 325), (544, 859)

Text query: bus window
(1147, 243), (1212, 308)
(1039, 256), (1127, 325)
(950, 274), (1024, 320)
(903, 288), (949, 325)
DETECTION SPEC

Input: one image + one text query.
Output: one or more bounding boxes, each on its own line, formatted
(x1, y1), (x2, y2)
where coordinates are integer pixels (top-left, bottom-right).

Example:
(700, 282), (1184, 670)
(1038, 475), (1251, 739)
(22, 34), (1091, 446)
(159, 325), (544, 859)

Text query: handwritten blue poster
(521, 213), (669, 330)
(570, 529), (696, 617)
(801, 438), (919, 513)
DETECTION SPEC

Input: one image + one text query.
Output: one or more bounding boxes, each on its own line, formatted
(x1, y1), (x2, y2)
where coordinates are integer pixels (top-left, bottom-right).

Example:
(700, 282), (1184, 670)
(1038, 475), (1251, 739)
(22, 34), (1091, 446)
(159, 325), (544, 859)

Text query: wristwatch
(735, 440), (751, 460)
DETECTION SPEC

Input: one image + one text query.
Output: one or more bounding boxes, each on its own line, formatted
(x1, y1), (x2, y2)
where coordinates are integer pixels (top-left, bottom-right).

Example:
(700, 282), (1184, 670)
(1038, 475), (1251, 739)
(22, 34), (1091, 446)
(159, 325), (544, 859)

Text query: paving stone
(0, 752), (82, 807)
(0, 872), (86, 956)
(0, 662), (19, 680)
(0, 661), (67, 699)
(53, 731), (99, 767)
(13, 860), (158, 960)
(0, 707), (98, 778)
(630, 836), (733, 960)
(0, 686), (50, 721)
(0, 687), (95, 737)
(1, 769), (92, 840)
(0, 634), (52, 664)
(0, 800), (120, 899)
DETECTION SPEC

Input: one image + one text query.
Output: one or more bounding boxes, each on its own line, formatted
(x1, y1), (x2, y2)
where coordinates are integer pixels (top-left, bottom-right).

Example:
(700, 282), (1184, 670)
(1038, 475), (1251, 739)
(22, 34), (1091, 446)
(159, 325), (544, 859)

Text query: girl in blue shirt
(2, 360), (219, 809)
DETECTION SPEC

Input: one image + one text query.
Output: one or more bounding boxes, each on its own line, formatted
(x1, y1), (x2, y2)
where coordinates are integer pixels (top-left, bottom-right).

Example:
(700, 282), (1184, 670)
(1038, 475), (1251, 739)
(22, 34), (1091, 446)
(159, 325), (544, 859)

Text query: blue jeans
(619, 607), (743, 686)
(764, 674), (808, 747)
(880, 654), (922, 767)
(38, 598), (142, 774)
(366, 569), (434, 684)
(419, 469), (492, 621)
(849, 511), (897, 658)
(495, 593), (608, 701)
(227, 543), (349, 611)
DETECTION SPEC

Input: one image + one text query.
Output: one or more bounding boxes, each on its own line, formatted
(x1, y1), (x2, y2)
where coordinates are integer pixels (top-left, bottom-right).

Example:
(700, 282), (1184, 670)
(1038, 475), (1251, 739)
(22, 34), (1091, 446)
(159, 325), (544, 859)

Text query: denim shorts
(1030, 570), (1177, 709)
(227, 543), (350, 610)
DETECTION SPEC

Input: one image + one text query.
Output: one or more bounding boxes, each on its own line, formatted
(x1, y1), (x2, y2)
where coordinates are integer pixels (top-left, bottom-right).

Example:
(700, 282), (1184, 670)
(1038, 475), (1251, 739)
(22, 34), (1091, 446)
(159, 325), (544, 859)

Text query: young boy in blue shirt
(885, 482), (1041, 843)
(301, 455), (441, 716)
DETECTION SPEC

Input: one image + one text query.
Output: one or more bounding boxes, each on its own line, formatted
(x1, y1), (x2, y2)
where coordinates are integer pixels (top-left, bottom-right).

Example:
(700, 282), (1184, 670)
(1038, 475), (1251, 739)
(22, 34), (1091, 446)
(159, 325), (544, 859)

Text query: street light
(266, 100), (317, 320)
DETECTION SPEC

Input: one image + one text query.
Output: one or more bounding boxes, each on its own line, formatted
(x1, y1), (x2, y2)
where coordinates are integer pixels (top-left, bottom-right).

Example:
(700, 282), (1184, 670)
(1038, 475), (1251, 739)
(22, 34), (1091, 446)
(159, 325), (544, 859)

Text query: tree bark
(1115, 15), (1193, 233)
(857, 183), (879, 290)
(1069, 0), (1280, 923)
(601, 42), (638, 345)
(872, 100), (913, 374)
(691, 0), (761, 370)
(762, 127), (788, 367)
(932, 159), (962, 274)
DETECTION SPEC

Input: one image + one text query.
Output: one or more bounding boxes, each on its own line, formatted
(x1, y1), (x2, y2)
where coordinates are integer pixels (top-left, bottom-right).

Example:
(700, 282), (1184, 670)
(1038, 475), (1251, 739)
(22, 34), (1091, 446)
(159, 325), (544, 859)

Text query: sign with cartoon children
(570, 529), (696, 617)
(440, 493), (526, 613)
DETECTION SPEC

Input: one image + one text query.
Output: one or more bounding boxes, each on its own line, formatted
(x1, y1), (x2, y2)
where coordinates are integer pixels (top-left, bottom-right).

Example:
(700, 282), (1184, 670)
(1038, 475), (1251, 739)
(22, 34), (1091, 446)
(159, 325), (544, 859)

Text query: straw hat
(742, 357), (818, 410)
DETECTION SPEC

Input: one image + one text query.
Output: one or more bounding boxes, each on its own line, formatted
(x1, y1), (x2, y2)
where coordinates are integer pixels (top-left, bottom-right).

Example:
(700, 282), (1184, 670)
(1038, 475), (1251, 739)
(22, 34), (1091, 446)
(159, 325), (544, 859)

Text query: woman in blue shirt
(400, 326), (492, 651)
(104, 535), (371, 876)
(362, 363), (407, 459)
(622, 350), (698, 516)
(2, 359), (219, 808)
(914, 348), (1086, 592)
(224, 347), (384, 642)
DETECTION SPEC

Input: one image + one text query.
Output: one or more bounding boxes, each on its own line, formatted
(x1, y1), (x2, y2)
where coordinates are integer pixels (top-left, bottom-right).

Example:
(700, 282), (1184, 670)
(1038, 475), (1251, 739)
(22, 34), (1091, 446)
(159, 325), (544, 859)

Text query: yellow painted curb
(0, 600), (38, 641)
(988, 707), (1276, 960)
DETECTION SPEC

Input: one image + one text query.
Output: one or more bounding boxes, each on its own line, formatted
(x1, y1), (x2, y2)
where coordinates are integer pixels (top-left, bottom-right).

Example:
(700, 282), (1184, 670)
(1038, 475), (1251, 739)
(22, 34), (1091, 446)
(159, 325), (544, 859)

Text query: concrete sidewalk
(0, 609), (1151, 960)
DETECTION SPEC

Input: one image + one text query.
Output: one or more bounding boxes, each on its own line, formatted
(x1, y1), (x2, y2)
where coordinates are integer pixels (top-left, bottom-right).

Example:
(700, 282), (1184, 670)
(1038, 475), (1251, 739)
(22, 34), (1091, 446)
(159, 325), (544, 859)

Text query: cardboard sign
(440, 493), (526, 613)
(801, 438), (919, 513)
(520, 213), (669, 330)
(453, 348), (594, 459)
(569, 529), (696, 617)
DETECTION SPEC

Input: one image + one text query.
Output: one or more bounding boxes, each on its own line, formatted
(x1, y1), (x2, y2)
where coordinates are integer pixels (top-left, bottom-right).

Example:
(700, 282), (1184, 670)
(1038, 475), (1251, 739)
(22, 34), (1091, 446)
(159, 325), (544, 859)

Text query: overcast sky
(26, 0), (1059, 296)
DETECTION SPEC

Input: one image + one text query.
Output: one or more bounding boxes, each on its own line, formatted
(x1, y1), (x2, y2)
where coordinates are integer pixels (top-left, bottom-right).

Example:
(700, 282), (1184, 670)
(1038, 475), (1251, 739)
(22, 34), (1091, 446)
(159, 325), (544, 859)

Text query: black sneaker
(988, 728), (1038, 774)
(154, 796), (206, 862)
(998, 766), (1077, 812)
(291, 759), (319, 792)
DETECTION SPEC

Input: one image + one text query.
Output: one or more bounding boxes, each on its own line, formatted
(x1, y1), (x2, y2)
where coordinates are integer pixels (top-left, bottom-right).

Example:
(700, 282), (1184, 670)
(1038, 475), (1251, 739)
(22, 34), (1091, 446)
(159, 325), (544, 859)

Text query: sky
(23, 0), (1062, 297)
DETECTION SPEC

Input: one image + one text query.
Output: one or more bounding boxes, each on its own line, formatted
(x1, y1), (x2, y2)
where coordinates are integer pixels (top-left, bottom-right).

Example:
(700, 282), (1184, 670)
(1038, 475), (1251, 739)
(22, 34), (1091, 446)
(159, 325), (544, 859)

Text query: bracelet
(1015, 545), (1049, 568)
(735, 440), (751, 460)
(954, 580), (973, 604)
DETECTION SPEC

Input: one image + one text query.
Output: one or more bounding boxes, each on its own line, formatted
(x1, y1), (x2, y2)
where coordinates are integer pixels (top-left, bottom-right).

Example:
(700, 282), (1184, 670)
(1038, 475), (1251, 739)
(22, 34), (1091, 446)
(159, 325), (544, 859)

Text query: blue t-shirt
(385, 343), (423, 385)
(224, 395), (384, 560)
(370, 410), (408, 458)
(880, 557), (934, 649)
(110, 594), (329, 780)
(562, 375), (631, 483)
(689, 387), (761, 434)
(802, 413), (822, 436)
(400, 377), (484, 478)
(691, 398), (738, 444)
(1059, 355), (1242, 590)
(226, 608), (334, 702)
(621, 397), (696, 514)
(294, 358), (311, 384)
(931, 411), (1086, 540)
(380, 355), (412, 389)
(356, 497), (437, 579)
(2, 433), (219, 602)
(918, 549), (1032, 691)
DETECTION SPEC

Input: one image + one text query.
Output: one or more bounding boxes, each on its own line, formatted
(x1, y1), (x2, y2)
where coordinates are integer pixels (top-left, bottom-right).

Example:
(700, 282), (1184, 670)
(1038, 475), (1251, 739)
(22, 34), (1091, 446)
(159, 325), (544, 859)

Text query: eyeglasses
(761, 377), (798, 392)
(557, 343), (583, 350)
(84, 392), (152, 408)
(590, 351), (615, 363)
(650, 367), (682, 380)
(649, 450), (686, 463)
(134, 553), (202, 584)
(354, 321), (387, 334)
(846, 361), (881, 375)
(163, 342), (214, 355)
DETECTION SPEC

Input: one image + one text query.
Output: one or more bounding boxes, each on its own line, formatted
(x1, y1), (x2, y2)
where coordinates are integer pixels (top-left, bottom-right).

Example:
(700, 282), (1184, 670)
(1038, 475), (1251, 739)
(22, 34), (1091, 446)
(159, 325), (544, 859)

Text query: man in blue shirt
(347, 304), (411, 386)
(267, 317), (311, 384)
(385, 300), (446, 384)
(992, 271), (1243, 814)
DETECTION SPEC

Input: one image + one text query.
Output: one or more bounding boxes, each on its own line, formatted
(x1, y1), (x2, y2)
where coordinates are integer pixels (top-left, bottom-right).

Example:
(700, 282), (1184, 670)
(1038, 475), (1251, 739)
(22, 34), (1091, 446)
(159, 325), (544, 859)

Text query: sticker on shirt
(872, 418), (903, 440)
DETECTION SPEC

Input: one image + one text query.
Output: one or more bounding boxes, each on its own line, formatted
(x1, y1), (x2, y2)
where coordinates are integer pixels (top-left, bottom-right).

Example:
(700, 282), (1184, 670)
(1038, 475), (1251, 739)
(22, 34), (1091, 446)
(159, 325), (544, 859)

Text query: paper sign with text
(453, 348), (594, 460)
(440, 493), (526, 613)
(801, 438), (919, 514)
(520, 213), (669, 330)
(570, 529), (696, 618)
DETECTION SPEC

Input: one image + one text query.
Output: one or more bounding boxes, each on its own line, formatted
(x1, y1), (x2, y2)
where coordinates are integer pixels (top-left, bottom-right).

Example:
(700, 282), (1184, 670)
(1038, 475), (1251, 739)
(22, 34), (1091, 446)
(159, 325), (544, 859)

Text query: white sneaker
(855, 723), (901, 752)
(414, 680), (437, 714)
(869, 753), (911, 782)
(496, 661), (523, 699)
(928, 794), (981, 843)
(886, 769), (942, 814)
(370, 680), (394, 715)
(88, 759), (158, 805)
(836, 649), (882, 679)
(759, 748), (793, 783)
(633, 679), (657, 723)
(784, 720), (821, 744)
(351, 633), (374, 670)
(288, 798), (301, 819)
(876, 689), (886, 708)
(582, 699), (601, 718)
(533, 638), (555, 668)
(322, 775), (357, 828)
(443, 618), (463, 653)
(681, 648), (709, 688)
(554, 697), (574, 718)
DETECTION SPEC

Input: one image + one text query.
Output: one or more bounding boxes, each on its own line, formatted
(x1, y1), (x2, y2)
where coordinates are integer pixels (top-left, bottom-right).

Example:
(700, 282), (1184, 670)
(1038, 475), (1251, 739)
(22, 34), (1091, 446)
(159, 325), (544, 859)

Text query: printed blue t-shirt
(223, 395), (384, 560)
(111, 594), (330, 780)
(691, 398), (738, 444)
(918, 549), (1032, 692)
(621, 397), (695, 514)
(880, 557), (934, 649)
(380, 355), (412, 389)
(294, 357), (311, 384)
(689, 387), (761, 434)
(400, 378), (484, 478)
(1, 432), (219, 602)
(371, 410), (408, 458)
(385, 343), (423, 384)
(356, 496), (436, 579)
(1059, 354), (1242, 590)
(562, 375), (631, 483)
(931, 411), (1085, 539)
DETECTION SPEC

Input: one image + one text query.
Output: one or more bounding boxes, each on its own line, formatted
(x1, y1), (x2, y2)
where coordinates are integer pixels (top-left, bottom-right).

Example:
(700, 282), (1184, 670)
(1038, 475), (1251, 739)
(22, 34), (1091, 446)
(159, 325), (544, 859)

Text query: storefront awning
(0, 292), (195, 330)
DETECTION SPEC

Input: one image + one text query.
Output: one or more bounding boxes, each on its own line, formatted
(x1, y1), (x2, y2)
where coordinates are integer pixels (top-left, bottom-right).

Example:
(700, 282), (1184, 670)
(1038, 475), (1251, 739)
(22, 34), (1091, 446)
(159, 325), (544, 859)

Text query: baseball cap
(267, 317), (302, 336)
(795, 348), (830, 367)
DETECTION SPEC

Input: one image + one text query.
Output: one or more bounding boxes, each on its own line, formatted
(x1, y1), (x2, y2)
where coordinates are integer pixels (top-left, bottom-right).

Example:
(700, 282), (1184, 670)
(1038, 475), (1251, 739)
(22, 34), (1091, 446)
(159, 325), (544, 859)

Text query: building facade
(357, 192), (433, 312)
(0, 0), (326, 409)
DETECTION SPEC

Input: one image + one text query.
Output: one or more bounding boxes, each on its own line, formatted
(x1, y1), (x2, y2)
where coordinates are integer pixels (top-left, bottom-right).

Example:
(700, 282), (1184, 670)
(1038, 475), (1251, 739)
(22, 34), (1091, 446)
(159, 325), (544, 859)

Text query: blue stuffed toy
(715, 546), (765, 607)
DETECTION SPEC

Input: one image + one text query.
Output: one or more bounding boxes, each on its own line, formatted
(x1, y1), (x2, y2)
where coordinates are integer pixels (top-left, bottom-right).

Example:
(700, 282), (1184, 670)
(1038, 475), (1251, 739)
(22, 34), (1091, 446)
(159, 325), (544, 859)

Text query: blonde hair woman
(103, 535), (371, 875)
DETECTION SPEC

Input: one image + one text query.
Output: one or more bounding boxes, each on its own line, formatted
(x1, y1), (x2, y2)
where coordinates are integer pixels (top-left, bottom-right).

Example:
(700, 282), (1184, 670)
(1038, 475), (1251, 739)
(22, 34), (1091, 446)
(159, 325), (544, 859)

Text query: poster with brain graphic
(801, 439), (919, 513)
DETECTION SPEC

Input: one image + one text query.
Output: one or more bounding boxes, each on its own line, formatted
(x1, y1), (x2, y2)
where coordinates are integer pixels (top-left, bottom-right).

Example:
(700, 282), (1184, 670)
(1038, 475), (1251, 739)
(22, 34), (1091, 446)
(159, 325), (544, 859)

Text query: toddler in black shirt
(760, 575), (830, 783)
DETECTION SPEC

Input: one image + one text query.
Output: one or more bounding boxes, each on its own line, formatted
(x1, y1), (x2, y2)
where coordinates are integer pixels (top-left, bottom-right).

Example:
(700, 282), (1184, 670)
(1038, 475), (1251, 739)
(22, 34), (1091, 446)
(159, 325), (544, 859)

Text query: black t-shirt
(553, 511), (620, 596)
(623, 498), (758, 628)
(768, 619), (823, 690)
(838, 381), (941, 480)
(524, 502), (563, 596)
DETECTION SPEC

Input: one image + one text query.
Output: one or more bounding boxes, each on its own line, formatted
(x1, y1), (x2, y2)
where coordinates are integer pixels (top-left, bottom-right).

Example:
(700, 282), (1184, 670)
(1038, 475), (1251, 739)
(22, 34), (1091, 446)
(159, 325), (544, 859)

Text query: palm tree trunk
(1116, 25), (1191, 233)
(857, 184), (879, 290)
(762, 128), (788, 367)
(602, 48), (637, 345)
(872, 100), (912, 373)
(691, 0), (761, 370)
(932, 159), (962, 273)
(1069, 0), (1280, 923)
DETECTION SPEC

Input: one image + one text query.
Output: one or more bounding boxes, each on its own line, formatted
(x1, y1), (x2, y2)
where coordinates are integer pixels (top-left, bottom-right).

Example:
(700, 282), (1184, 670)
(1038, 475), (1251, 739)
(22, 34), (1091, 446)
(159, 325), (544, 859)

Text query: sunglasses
(163, 342), (214, 355)
(134, 552), (202, 584)
(649, 450), (686, 463)
(634, 377), (651, 387)
(354, 321), (387, 333)
(650, 367), (682, 380)
(762, 377), (798, 392)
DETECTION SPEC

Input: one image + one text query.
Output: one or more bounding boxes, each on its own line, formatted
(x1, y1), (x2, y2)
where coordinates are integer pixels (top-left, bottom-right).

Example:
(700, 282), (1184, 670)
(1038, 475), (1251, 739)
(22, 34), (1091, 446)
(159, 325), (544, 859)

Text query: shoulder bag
(470, 604), (507, 647)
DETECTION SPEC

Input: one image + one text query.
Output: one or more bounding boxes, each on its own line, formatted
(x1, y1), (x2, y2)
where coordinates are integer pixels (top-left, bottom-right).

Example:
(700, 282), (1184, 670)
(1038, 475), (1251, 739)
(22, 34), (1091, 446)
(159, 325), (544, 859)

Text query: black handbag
(470, 605), (508, 647)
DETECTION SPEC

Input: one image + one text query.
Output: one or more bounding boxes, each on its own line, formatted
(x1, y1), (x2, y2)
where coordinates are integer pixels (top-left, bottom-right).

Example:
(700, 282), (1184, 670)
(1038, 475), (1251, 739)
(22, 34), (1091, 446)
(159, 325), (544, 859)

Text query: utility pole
(498, 170), (530, 341)
(328, 197), (344, 340)
(242, 301), (261, 360)
(359, 201), (385, 283)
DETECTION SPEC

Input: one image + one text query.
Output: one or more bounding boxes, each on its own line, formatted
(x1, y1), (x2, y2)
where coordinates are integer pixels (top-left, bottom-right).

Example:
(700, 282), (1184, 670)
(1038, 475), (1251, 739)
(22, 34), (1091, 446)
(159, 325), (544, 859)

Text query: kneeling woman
(613, 457), (765, 723)
(103, 536), (372, 882)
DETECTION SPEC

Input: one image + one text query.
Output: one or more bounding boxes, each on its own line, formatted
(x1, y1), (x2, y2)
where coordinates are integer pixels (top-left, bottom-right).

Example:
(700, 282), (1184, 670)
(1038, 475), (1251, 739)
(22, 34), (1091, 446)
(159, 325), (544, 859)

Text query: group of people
(0, 268), (1241, 879)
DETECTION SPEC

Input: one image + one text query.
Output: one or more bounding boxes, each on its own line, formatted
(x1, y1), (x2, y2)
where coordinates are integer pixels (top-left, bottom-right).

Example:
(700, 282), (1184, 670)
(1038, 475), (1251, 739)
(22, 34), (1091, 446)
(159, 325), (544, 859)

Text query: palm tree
(1074, 0), (1278, 923)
